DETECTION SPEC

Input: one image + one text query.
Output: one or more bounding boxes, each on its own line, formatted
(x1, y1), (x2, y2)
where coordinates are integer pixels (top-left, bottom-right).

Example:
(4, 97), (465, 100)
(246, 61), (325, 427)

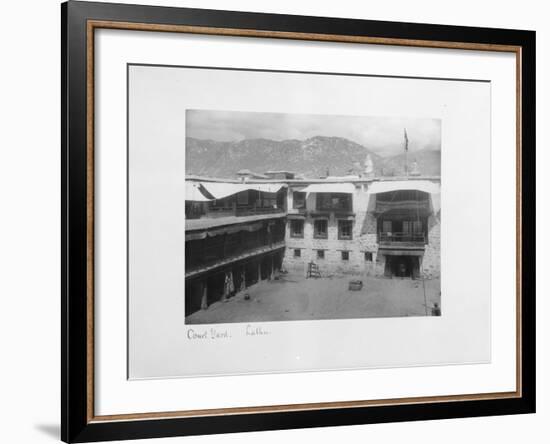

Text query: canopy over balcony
(185, 181), (212, 202)
(199, 182), (286, 200)
(366, 180), (441, 214)
(300, 182), (355, 195)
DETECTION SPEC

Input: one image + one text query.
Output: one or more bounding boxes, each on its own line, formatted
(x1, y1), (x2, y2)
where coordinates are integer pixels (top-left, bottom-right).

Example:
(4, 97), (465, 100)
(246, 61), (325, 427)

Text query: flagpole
(405, 147), (408, 179)
(404, 128), (409, 179)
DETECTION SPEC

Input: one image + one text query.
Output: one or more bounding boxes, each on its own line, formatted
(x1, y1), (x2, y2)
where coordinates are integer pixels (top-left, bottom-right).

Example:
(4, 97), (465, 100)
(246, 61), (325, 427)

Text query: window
(316, 193), (352, 211)
(341, 251), (349, 261)
(338, 220), (353, 240)
(293, 249), (301, 258)
(313, 219), (328, 238)
(236, 191), (249, 205)
(210, 196), (233, 209)
(399, 220), (425, 242)
(260, 192), (277, 208)
(293, 191), (306, 209)
(382, 220), (392, 233)
(413, 220), (423, 233)
(290, 219), (304, 238)
(317, 249), (325, 259)
(364, 252), (373, 261)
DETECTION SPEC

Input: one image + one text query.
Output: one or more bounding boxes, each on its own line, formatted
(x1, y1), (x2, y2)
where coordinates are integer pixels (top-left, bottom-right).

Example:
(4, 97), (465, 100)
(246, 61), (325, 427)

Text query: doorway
(384, 255), (421, 279)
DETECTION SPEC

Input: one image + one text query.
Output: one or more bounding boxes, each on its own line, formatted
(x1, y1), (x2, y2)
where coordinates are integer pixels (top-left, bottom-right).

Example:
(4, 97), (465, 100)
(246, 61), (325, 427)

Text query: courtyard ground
(186, 272), (441, 324)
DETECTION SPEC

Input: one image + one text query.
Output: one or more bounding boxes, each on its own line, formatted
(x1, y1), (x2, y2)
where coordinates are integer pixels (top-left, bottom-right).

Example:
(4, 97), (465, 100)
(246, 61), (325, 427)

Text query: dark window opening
(378, 218), (427, 243)
(259, 192), (277, 209)
(338, 220), (353, 240)
(364, 252), (373, 261)
(293, 191), (306, 209)
(341, 251), (349, 261)
(236, 191), (249, 205)
(317, 250), (325, 259)
(209, 196), (234, 211)
(185, 201), (205, 219)
(316, 193), (352, 212)
(314, 219), (328, 238)
(290, 219), (304, 238)
(294, 249), (301, 258)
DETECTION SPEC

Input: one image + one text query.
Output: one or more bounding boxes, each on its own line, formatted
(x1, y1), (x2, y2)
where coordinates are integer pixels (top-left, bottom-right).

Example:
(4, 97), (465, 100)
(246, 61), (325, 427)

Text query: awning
(186, 213), (285, 231)
(366, 180), (440, 214)
(367, 180), (440, 195)
(200, 182), (286, 200)
(205, 222), (263, 237)
(186, 222), (264, 241)
(185, 182), (212, 202)
(300, 183), (355, 195)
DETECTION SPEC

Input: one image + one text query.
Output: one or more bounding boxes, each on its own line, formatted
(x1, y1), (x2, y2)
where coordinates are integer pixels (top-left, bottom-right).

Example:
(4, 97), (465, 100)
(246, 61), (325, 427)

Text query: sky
(186, 109), (441, 156)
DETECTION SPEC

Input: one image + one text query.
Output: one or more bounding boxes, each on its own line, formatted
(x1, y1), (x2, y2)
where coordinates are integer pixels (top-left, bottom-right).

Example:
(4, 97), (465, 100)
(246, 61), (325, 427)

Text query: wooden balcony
(185, 241), (286, 279)
(235, 206), (284, 216)
(379, 232), (426, 248)
(206, 206), (284, 218)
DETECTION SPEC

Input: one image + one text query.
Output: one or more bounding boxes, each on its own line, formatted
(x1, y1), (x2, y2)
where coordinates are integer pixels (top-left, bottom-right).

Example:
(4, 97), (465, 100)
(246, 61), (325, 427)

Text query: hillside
(185, 136), (440, 178)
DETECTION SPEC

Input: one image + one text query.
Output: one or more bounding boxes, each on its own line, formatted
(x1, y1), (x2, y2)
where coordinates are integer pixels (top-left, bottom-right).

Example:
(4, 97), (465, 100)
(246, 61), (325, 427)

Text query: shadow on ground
(35, 424), (59, 440)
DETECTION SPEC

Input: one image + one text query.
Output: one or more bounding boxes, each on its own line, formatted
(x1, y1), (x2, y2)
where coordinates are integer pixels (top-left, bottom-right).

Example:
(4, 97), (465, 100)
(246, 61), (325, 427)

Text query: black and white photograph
(0, 0), (539, 442)
(184, 109), (442, 324)
(127, 62), (492, 380)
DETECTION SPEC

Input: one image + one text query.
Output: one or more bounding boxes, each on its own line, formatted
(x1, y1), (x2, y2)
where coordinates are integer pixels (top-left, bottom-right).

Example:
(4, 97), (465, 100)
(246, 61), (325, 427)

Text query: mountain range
(186, 136), (440, 179)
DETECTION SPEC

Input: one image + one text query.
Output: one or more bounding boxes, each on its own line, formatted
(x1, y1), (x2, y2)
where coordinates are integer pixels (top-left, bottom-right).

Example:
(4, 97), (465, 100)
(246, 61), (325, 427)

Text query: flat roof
(186, 174), (441, 185)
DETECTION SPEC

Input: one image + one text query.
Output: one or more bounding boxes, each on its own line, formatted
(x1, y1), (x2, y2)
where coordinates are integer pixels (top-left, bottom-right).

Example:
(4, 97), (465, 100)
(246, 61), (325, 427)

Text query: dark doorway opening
(384, 255), (421, 279)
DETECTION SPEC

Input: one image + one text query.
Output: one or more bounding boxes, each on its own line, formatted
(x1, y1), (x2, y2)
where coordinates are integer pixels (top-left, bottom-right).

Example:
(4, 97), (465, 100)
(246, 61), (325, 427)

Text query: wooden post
(257, 259), (262, 283)
(269, 255), (274, 280)
(267, 223), (272, 247)
(221, 272), (228, 302)
(240, 268), (246, 292)
(200, 280), (208, 310)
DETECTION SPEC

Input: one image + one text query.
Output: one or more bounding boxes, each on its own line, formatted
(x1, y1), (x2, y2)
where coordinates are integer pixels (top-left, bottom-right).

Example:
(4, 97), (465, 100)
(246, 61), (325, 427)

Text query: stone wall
(283, 189), (379, 276)
(283, 183), (441, 279)
(422, 214), (441, 278)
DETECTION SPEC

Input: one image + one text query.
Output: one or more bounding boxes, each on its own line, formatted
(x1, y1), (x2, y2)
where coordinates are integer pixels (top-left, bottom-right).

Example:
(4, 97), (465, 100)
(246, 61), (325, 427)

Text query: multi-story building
(185, 174), (441, 316)
(184, 177), (287, 316)
(284, 177), (440, 279)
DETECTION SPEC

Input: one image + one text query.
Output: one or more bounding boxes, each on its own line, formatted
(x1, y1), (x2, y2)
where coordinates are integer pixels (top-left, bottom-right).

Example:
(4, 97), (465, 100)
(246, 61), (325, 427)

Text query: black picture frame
(62, 1), (536, 442)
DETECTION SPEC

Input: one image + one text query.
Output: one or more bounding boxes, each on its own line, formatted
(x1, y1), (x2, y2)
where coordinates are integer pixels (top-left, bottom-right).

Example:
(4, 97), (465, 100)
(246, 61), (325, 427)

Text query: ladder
(307, 261), (321, 278)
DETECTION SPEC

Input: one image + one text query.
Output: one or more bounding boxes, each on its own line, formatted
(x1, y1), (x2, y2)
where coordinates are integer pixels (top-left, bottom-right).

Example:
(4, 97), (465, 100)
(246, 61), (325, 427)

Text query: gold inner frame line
(85, 19), (523, 423)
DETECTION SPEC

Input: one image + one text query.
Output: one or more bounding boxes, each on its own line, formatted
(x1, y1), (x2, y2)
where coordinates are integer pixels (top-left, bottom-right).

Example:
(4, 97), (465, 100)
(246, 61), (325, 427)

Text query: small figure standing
(398, 262), (407, 278)
(431, 302), (441, 316)
(222, 271), (235, 302)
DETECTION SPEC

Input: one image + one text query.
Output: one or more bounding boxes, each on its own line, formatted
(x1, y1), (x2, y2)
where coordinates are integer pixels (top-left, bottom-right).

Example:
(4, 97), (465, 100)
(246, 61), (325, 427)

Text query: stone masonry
(283, 181), (441, 278)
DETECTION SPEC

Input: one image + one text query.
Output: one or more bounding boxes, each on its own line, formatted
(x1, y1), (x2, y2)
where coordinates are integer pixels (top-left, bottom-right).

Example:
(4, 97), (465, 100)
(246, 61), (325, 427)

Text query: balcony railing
(204, 206), (285, 218)
(235, 206), (284, 216)
(186, 241), (286, 277)
(316, 206), (353, 213)
(205, 206), (234, 218)
(379, 232), (426, 244)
